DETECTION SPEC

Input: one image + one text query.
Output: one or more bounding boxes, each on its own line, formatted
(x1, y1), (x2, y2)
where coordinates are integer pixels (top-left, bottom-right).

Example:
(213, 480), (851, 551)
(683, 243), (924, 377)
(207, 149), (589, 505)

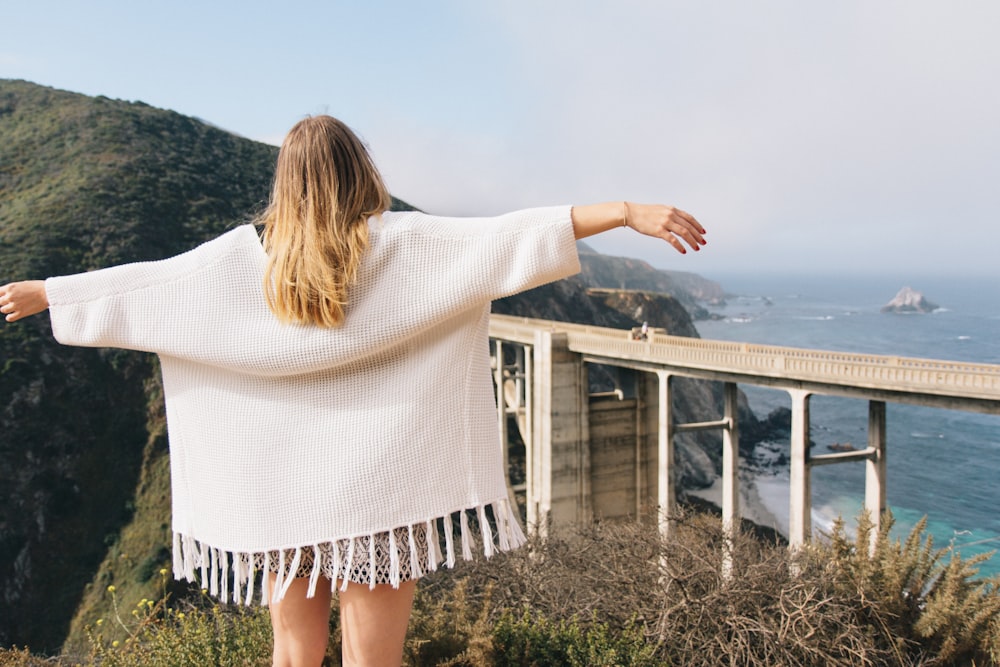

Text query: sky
(2, 1), (999, 283)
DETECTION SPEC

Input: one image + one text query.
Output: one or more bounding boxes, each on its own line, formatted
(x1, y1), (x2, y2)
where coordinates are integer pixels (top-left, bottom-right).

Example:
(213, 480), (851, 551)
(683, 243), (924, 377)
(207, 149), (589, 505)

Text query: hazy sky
(3, 1), (999, 281)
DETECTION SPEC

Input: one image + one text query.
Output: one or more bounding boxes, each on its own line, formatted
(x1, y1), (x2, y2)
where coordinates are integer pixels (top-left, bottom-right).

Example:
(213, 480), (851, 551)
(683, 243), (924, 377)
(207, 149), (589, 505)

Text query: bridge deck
(490, 314), (1000, 414)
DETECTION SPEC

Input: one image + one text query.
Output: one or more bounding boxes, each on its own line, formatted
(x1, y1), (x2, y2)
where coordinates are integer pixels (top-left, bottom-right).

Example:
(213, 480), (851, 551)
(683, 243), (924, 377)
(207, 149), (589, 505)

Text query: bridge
(488, 314), (1000, 552)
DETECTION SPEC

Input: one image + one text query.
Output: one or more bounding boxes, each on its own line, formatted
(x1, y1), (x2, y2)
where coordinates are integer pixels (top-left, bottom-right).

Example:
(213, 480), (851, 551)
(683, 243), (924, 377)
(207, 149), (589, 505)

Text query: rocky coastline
(685, 407), (793, 542)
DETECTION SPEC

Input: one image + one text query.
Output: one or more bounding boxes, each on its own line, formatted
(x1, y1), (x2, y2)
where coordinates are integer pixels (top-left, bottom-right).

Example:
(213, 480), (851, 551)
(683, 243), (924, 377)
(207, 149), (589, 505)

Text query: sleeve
(42, 209), (582, 372)
(44, 225), (260, 353)
(394, 205), (581, 303)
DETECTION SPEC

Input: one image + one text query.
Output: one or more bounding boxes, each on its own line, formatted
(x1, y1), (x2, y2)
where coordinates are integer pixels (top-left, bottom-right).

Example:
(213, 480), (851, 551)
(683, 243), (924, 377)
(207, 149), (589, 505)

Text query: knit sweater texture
(45, 206), (580, 602)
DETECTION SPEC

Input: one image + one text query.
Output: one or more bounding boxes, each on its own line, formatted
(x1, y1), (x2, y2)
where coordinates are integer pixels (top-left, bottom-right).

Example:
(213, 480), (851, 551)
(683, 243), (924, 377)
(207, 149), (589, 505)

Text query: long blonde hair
(260, 115), (391, 327)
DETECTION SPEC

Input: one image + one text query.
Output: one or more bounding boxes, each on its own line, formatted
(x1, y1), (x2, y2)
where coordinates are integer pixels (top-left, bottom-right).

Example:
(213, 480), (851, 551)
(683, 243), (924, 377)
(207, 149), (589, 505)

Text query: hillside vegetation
(0, 79), (282, 651)
(3, 512), (1000, 665)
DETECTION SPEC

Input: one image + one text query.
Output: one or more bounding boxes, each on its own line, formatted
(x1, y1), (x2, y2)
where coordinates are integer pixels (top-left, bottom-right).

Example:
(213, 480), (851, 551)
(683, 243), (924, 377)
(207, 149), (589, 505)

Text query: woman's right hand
(0, 281), (49, 322)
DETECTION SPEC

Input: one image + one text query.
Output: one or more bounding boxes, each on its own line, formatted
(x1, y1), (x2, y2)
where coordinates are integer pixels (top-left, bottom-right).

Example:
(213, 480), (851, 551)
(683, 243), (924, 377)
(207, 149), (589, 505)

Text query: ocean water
(695, 272), (1000, 578)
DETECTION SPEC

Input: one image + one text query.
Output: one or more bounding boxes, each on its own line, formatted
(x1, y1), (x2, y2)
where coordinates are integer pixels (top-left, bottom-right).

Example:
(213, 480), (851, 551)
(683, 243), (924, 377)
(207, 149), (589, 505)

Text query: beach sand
(685, 471), (789, 539)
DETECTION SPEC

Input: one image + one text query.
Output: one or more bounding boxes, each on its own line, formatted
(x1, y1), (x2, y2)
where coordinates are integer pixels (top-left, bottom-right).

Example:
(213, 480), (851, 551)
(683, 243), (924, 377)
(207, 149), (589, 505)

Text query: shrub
(806, 511), (1000, 665)
(82, 587), (273, 667)
(404, 578), (494, 666)
(491, 610), (661, 667)
(0, 647), (52, 667)
(4, 509), (1000, 666)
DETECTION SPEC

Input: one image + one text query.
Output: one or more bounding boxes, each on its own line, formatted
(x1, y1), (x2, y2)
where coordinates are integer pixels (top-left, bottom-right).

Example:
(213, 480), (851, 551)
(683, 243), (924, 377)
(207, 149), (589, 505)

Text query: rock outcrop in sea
(881, 286), (939, 314)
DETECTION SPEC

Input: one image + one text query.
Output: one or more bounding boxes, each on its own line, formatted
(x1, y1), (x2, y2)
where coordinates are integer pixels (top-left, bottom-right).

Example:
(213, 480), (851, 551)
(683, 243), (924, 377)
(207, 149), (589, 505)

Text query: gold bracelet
(622, 201), (629, 228)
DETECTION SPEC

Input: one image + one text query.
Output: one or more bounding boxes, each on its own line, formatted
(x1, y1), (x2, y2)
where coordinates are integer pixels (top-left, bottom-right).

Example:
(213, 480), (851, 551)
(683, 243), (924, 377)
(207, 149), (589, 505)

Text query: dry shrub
(0, 647), (59, 667)
(454, 511), (908, 666)
(6, 509), (1000, 666)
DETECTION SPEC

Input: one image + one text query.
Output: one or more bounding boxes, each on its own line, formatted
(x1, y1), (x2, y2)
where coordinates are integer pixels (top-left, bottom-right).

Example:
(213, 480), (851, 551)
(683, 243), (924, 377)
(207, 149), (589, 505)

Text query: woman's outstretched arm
(571, 201), (706, 254)
(1, 202), (705, 322)
(0, 280), (48, 322)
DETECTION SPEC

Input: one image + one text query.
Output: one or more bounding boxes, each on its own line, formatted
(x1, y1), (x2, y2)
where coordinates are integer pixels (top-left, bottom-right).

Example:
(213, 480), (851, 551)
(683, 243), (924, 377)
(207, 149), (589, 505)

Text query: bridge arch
(489, 314), (1000, 554)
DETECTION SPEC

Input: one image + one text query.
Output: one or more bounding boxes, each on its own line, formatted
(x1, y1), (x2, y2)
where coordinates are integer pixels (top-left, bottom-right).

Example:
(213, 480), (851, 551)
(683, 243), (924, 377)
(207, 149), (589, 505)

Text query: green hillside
(0, 79), (279, 651)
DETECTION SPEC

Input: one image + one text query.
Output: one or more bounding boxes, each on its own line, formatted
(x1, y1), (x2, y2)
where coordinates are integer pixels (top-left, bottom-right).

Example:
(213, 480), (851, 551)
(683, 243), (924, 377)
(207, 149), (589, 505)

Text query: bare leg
(268, 574), (333, 667)
(339, 579), (417, 667)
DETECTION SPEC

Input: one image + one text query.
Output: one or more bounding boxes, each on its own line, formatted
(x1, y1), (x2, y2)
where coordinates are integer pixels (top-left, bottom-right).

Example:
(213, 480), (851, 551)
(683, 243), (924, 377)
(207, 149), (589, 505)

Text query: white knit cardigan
(45, 206), (580, 603)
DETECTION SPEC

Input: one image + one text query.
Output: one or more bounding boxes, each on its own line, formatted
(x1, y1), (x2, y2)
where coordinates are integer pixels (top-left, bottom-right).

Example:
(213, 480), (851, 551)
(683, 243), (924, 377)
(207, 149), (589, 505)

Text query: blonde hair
(260, 115), (391, 327)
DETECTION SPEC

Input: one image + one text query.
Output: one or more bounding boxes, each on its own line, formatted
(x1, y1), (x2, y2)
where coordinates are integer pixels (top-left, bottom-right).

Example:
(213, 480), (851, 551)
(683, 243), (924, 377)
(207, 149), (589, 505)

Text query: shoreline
(685, 470), (789, 540)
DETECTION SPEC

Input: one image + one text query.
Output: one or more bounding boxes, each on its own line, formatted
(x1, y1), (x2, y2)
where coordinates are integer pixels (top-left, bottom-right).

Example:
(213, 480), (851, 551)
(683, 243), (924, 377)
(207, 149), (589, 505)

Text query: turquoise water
(696, 272), (1000, 578)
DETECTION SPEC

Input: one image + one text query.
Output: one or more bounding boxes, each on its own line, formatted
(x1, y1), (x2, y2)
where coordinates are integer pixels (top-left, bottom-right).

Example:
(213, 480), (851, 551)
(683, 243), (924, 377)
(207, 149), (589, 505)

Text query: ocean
(694, 272), (1000, 578)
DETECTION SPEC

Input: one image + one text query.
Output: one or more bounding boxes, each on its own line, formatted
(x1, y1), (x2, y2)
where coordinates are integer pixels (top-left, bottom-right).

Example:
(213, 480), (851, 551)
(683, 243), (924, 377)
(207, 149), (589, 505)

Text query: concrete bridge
(489, 314), (1000, 551)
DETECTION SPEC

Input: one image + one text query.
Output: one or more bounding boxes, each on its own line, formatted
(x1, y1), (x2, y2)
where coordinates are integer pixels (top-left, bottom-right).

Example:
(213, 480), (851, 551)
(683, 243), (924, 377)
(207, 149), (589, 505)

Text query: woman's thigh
(338, 579), (417, 667)
(269, 575), (333, 667)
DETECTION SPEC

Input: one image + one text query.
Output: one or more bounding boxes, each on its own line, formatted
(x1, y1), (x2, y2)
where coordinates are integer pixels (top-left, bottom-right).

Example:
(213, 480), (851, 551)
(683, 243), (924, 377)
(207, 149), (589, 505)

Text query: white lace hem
(171, 498), (526, 605)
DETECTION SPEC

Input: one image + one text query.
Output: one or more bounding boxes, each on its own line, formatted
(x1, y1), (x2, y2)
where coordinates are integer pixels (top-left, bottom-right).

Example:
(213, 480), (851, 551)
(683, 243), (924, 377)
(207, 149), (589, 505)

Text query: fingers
(0, 281), (47, 322)
(654, 206), (707, 254)
(0, 284), (19, 321)
(626, 203), (707, 254)
(0, 289), (15, 322)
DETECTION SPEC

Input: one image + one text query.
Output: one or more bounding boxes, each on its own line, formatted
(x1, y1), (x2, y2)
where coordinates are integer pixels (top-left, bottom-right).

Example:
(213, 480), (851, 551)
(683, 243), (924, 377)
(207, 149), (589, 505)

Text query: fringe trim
(171, 497), (526, 606)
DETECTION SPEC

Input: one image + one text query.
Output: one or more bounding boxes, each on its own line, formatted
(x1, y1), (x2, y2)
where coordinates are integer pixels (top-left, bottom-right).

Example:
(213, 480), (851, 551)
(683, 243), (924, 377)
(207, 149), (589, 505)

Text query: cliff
(575, 242), (725, 318)
(0, 79), (751, 653)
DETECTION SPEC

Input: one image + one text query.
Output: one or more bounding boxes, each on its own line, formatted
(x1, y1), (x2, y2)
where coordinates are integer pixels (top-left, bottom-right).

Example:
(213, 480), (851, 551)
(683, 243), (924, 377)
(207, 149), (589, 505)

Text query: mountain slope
(576, 242), (725, 317)
(0, 79), (289, 651)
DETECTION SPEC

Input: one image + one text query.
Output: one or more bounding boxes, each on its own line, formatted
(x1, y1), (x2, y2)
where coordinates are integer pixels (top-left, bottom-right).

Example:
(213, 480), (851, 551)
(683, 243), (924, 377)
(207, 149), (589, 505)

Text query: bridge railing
(490, 315), (1000, 403)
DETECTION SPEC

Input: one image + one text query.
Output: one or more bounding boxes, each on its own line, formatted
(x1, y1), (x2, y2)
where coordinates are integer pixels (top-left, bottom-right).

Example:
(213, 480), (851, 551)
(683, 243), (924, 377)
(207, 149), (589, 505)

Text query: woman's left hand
(625, 203), (707, 254)
(0, 281), (49, 322)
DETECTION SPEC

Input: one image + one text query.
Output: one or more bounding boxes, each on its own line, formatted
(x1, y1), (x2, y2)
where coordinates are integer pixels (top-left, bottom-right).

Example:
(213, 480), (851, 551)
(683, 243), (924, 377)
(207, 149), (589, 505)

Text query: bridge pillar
(532, 330), (590, 534)
(721, 382), (740, 536)
(865, 400), (887, 554)
(721, 382), (740, 580)
(788, 389), (813, 548)
(656, 371), (675, 537)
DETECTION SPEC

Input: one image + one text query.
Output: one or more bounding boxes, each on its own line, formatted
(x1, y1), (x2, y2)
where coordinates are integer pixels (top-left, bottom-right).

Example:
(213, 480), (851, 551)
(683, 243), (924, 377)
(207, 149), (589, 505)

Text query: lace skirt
(256, 525), (432, 588)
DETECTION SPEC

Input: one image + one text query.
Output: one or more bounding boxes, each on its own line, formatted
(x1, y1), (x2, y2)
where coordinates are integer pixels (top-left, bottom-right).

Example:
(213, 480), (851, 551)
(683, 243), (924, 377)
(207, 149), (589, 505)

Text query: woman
(0, 115), (706, 667)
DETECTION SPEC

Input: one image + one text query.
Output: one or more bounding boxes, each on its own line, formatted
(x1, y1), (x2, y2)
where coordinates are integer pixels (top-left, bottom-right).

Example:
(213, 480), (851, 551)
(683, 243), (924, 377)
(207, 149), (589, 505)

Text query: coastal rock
(584, 288), (700, 338)
(574, 244), (724, 319)
(880, 286), (939, 314)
